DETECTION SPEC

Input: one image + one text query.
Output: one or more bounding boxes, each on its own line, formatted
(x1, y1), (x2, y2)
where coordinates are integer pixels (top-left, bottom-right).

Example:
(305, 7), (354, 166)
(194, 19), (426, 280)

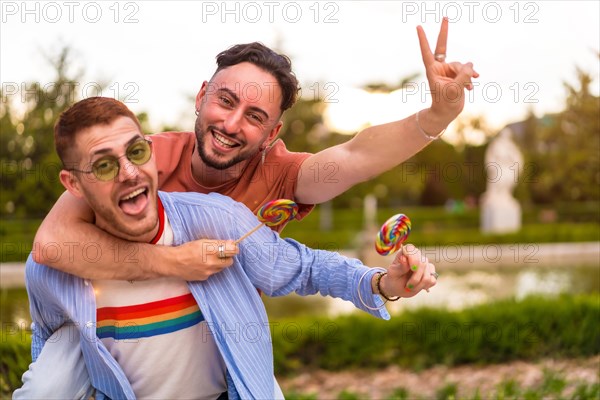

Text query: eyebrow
(217, 87), (271, 121)
(90, 135), (145, 158)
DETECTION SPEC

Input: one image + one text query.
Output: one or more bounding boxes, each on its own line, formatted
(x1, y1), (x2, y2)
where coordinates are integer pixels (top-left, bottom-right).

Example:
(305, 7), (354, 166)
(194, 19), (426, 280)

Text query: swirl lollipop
(257, 199), (298, 227)
(375, 213), (411, 255)
(235, 199), (299, 244)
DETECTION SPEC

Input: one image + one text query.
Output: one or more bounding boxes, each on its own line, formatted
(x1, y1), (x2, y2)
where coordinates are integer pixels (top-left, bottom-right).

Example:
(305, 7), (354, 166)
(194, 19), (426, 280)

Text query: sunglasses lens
(89, 139), (151, 181)
(127, 140), (152, 165)
(92, 158), (119, 181)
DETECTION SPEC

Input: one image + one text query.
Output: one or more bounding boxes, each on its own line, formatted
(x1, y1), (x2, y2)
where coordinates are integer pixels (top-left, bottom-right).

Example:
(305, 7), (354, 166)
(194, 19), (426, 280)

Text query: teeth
(214, 132), (237, 147)
(122, 188), (145, 201)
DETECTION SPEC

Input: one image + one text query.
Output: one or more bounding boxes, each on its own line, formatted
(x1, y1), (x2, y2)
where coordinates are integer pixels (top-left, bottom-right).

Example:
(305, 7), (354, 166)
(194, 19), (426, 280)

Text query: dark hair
(214, 42), (300, 112)
(55, 97), (141, 166)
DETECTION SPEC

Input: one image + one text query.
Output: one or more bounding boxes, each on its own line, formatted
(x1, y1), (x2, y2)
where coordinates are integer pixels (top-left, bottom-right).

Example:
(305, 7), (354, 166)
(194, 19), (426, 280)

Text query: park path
(278, 356), (600, 399)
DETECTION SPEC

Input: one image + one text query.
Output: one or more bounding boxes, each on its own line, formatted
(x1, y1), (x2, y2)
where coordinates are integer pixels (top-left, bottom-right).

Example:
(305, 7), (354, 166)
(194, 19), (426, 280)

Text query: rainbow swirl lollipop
(257, 199), (298, 227)
(235, 199), (299, 243)
(375, 213), (411, 255)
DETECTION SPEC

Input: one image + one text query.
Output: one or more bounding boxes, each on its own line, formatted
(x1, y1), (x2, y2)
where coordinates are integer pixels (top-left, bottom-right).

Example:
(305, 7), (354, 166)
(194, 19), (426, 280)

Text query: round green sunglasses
(66, 138), (153, 181)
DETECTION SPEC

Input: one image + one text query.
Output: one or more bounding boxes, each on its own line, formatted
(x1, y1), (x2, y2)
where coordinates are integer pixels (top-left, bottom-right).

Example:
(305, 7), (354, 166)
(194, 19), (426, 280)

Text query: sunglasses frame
(65, 138), (153, 181)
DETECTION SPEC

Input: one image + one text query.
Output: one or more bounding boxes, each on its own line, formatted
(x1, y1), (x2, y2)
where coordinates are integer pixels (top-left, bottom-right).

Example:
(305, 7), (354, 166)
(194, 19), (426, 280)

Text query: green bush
(0, 218), (40, 263)
(0, 333), (31, 396)
(271, 295), (600, 374)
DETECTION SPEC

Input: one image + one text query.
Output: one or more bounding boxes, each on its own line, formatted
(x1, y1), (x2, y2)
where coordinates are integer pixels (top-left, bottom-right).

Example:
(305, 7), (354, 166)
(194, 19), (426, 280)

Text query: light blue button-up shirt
(26, 191), (389, 399)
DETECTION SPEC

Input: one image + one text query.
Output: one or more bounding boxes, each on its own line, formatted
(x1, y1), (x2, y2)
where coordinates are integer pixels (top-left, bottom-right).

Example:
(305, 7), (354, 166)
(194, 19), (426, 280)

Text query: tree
(527, 67), (600, 203)
(1, 48), (82, 217)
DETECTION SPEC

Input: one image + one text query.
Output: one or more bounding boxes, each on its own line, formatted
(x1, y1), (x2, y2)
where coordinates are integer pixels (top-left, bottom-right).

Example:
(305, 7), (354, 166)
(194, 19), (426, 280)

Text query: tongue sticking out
(119, 190), (148, 215)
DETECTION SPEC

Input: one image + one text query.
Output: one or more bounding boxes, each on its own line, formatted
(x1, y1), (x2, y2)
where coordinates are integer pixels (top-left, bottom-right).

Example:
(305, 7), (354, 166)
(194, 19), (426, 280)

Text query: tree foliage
(1, 48), (83, 217)
(526, 68), (600, 203)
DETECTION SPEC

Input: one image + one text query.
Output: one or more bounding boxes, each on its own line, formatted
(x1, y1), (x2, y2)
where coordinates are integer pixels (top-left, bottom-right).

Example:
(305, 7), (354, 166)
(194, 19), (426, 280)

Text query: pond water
(263, 265), (600, 318)
(3, 265), (596, 328)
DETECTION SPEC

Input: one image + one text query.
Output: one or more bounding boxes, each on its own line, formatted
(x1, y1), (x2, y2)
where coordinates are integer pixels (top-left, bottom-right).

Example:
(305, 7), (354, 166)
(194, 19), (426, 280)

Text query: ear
(266, 120), (283, 144)
(195, 81), (210, 111)
(59, 170), (85, 199)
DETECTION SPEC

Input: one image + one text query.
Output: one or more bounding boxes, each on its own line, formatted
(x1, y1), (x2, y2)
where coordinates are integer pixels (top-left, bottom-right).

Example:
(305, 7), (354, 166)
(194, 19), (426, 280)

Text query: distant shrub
(271, 295), (600, 374)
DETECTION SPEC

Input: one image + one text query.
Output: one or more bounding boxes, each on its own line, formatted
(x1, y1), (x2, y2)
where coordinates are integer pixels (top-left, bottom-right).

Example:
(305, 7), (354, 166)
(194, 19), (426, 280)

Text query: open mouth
(118, 187), (149, 215)
(212, 130), (240, 149)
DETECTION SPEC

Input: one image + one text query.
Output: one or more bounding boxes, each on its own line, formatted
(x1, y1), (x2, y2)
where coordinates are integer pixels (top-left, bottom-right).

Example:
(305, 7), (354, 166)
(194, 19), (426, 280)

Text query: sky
(1, 1), (599, 144)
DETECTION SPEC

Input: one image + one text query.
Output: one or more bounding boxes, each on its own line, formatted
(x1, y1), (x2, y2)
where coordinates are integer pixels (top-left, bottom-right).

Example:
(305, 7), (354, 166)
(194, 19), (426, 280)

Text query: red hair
(54, 97), (141, 166)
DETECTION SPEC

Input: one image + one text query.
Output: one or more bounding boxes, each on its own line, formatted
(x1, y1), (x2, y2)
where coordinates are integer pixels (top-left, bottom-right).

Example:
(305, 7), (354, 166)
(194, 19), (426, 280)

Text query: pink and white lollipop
(375, 213), (412, 255)
(235, 199), (299, 243)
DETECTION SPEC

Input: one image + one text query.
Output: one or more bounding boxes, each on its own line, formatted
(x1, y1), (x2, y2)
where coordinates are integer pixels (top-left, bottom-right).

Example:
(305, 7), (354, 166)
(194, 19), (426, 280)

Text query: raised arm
(33, 191), (235, 280)
(295, 18), (478, 204)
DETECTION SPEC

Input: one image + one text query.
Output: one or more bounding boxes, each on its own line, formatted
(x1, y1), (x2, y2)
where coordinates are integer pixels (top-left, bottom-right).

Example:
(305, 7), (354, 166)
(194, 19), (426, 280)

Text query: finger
(444, 62), (475, 91)
(215, 240), (238, 260)
(454, 62), (476, 90)
(388, 247), (411, 276)
(446, 62), (463, 77)
(416, 25), (434, 66)
(403, 244), (427, 293)
(447, 61), (479, 78)
(215, 257), (234, 269)
(425, 262), (438, 291)
(434, 17), (449, 58)
(409, 262), (436, 294)
(224, 240), (239, 256)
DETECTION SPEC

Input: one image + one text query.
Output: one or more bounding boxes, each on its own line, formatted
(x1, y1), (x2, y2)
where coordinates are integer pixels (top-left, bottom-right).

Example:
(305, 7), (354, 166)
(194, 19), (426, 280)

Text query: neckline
(149, 197), (165, 244)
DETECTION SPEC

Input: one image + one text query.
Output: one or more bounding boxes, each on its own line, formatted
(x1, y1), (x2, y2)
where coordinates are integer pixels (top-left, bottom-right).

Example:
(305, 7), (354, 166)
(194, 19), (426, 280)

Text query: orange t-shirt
(150, 131), (314, 232)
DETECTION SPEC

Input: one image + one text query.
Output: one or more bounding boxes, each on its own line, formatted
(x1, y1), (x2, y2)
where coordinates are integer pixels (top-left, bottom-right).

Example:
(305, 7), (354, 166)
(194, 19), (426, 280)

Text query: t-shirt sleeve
(261, 140), (314, 223)
(148, 131), (196, 191)
(271, 145), (313, 221)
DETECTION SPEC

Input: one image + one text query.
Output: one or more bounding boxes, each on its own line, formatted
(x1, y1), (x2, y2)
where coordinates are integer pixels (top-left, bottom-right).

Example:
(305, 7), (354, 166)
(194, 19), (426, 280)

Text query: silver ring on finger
(431, 271), (440, 279)
(218, 244), (226, 259)
(434, 53), (446, 62)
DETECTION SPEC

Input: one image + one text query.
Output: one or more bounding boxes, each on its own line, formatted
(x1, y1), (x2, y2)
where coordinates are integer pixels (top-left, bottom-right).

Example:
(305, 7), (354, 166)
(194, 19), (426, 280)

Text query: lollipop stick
(234, 222), (264, 244)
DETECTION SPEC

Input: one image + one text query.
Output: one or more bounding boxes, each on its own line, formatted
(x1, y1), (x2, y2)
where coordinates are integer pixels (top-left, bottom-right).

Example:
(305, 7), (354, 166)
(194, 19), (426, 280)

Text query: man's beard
(195, 120), (259, 170)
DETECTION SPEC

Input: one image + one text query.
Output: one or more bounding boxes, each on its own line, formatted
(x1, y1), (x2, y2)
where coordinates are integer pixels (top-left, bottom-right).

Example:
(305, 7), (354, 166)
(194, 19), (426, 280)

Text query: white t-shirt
(93, 208), (227, 399)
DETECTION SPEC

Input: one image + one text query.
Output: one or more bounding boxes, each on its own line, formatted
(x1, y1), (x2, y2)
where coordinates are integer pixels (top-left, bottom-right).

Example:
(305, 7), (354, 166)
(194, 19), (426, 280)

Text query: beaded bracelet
(376, 272), (401, 302)
(416, 109), (446, 140)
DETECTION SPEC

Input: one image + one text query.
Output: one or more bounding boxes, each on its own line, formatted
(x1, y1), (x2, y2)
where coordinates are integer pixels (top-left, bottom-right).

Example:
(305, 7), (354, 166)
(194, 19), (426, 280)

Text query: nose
(116, 157), (140, 182)
(223, 109), (244, 134)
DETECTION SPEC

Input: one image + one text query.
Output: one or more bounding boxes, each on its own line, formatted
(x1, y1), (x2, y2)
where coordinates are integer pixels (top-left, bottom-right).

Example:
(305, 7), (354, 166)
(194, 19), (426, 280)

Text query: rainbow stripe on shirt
(96, 293), (204, 340)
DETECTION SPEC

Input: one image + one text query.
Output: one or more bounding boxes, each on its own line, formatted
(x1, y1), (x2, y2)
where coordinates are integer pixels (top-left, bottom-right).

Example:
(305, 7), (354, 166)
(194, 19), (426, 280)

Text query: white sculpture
(480, 127), (523, 234)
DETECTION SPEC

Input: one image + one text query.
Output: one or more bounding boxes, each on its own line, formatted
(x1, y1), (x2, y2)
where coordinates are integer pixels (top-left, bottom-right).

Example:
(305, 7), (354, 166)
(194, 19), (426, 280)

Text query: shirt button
(84, 280), (89, 286)
(86, 321), (93, 328)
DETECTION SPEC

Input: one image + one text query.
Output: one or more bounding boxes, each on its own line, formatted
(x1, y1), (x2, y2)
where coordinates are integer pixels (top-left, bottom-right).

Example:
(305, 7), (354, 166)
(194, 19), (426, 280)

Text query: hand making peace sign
(417, 17), (479, 122)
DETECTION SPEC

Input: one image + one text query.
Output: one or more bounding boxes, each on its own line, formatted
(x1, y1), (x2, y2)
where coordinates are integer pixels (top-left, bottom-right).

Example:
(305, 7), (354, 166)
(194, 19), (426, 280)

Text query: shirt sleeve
(25, 256), (70, 361)
(232, 202), (390, 320)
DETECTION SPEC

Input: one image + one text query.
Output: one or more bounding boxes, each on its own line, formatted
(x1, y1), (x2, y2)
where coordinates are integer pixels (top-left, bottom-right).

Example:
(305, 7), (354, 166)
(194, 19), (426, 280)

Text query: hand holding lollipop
(234, 199), (299, 244)
(375, 213), (439, 295)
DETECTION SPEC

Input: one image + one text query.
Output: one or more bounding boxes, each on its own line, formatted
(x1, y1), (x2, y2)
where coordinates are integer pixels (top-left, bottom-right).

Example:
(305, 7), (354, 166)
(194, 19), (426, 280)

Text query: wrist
(420, 108), (452, 136)
(147, 245), (173, 278)
(375, 272), (401, 302)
